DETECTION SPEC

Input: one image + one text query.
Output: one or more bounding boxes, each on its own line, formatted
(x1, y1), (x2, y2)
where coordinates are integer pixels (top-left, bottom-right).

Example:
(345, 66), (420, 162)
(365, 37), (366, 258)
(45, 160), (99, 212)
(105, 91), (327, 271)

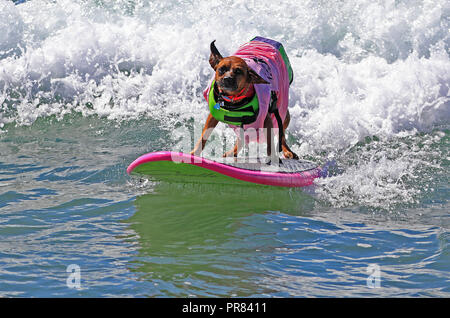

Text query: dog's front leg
(190, 114), (218, 156)
(223, 137), (242, 157)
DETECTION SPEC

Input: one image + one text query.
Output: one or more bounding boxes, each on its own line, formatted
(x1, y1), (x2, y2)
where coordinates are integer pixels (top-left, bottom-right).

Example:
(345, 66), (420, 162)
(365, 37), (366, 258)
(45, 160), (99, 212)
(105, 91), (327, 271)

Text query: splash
(314, 131), (447, 210)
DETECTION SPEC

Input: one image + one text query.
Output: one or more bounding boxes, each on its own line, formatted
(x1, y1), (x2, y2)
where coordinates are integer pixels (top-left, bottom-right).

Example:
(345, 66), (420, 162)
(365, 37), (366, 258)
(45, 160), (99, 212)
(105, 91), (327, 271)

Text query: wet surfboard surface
(127, 151), (321, 187)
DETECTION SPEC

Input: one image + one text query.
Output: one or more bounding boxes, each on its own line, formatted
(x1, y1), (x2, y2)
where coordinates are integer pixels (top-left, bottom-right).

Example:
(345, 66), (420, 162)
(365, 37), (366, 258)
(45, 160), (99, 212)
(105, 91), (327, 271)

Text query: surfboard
(127, 151), (321, 187)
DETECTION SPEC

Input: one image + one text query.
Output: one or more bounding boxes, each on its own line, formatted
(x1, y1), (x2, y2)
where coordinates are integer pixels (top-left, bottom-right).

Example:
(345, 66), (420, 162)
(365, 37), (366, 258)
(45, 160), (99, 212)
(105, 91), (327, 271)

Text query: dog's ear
(248, 68), (269, 84)
(209, 40), (223, 70)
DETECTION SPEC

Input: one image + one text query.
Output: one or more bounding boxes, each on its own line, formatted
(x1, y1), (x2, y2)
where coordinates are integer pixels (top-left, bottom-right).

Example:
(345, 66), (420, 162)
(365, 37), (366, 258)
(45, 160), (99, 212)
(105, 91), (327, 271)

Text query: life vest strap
(268, 91), (284, 154)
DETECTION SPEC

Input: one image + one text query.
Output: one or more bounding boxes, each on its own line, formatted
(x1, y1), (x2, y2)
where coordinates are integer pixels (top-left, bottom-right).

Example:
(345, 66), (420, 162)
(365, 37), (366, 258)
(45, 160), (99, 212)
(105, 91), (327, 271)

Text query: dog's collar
(219, 85), (255, 103)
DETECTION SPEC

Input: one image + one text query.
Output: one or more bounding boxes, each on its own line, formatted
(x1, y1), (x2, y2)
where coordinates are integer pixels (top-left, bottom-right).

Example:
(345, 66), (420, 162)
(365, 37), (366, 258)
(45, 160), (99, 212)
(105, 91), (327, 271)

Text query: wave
(1, 0), (448, 145)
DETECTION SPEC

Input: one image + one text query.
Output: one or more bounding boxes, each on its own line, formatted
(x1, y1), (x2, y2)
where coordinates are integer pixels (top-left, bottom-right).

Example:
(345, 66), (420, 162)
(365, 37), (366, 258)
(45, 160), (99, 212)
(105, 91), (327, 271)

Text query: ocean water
(0, 0), (449, 297)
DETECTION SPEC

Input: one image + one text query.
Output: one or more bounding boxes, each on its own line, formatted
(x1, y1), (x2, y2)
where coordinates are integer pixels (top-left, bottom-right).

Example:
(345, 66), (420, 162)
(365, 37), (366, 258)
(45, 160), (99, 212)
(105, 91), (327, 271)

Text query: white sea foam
(289, 48), (449, 154)
(0, 0), (449, 208)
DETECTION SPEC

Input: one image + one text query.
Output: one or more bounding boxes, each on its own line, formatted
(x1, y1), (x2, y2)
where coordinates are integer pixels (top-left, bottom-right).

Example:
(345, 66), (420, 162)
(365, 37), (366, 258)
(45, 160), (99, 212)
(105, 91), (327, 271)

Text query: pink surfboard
(127, 151), (321, 187)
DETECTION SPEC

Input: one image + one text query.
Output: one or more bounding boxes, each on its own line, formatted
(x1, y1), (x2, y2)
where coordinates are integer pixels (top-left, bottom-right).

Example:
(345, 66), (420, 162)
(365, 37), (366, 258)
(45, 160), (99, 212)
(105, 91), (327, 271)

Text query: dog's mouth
(218, 78), (238, 93)
(219, 86), (238, 95)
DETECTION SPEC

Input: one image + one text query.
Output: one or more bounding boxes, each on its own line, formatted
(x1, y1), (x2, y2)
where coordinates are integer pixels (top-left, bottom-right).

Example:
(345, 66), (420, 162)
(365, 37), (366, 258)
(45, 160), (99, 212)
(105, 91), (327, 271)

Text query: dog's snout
(223, 76), (235, 86)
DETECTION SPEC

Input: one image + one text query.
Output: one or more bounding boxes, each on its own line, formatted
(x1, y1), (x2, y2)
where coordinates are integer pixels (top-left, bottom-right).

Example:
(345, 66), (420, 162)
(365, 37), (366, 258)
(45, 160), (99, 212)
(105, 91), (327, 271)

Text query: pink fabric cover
(203, 40), (290, 143)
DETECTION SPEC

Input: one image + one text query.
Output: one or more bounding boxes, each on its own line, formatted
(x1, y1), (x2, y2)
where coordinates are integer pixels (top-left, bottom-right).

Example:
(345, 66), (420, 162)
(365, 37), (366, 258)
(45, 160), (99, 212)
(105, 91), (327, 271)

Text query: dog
(191, 37), (298, 160)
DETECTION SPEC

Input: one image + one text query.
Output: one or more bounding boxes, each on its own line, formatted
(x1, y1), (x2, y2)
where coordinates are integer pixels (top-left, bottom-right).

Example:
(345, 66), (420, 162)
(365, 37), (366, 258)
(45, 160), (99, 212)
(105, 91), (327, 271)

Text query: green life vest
(208, 80), (259, 126)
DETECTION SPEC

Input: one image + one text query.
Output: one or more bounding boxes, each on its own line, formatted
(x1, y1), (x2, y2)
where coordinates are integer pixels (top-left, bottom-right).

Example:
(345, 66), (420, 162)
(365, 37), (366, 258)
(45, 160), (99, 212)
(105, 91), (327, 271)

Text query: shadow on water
(125, 181), (316, 296)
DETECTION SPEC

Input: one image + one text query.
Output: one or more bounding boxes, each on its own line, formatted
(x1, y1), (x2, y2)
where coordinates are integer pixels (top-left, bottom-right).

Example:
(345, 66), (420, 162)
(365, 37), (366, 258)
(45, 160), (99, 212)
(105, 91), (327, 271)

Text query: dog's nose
(223, 76), (235, 87)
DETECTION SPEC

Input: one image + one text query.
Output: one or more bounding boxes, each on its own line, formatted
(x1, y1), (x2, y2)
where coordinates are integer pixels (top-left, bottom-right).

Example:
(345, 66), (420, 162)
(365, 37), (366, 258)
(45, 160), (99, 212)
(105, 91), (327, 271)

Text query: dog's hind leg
(281, 110), (299, 159)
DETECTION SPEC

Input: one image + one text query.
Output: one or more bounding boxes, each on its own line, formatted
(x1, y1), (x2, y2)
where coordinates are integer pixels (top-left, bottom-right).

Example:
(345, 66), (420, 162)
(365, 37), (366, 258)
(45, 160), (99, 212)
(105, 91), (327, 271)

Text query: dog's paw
(190, 149), (201, 156)
(223, 150), (237, 158)
(283, 150), (299, 160)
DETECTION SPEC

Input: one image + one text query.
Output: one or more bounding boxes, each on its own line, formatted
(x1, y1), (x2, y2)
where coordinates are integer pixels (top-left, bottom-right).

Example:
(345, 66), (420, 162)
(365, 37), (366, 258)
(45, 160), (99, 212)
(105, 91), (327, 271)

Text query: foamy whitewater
(0, 0), (449, 297)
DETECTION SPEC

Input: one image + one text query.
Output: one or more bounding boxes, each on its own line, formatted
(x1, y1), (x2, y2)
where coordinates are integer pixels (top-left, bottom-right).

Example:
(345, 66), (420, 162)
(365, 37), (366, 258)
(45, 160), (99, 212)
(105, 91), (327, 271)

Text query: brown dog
(191, 40), (298, 160)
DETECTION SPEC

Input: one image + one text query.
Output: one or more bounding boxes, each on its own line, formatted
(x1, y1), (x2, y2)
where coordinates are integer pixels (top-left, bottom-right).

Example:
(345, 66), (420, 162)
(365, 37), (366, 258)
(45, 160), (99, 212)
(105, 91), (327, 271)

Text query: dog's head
(209, 40), (268, 96)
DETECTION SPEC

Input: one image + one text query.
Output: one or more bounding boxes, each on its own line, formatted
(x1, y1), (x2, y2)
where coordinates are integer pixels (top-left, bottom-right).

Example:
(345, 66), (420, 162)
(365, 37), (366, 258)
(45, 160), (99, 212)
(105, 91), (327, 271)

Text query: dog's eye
(218, 66), (228, 75)
(234, 68), (243, 75)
